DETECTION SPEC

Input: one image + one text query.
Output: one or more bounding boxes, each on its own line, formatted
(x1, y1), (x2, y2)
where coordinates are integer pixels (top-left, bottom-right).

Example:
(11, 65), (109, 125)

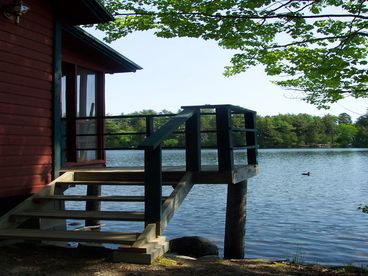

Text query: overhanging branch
(266, 32), (368, 49)
(114, 11), (368, 21)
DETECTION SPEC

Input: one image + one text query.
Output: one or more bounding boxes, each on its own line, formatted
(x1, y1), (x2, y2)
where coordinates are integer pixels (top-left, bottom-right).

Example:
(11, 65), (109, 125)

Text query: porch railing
(61, 105), (258, 232)
(61, 106), (257, 158)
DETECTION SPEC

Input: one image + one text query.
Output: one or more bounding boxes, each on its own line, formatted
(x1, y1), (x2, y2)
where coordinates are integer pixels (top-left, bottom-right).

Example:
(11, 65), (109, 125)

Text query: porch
(0, 104), (258, 263)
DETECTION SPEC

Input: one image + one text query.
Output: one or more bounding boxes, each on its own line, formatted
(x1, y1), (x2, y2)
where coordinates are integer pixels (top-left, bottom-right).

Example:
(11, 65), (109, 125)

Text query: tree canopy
(98, 0), (368, 108)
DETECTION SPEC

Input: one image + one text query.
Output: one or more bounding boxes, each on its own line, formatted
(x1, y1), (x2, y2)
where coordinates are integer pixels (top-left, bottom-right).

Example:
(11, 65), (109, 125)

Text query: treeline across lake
(105, 110), (368, 149)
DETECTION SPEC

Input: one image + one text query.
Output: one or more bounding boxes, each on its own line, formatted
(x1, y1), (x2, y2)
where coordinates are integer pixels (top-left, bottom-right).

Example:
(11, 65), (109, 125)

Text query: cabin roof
(57, 0), (114, 25)
(63, 26), (142, 73)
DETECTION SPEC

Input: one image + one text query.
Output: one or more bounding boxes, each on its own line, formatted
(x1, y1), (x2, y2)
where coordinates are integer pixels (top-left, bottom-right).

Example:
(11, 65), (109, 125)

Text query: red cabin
(0, 0), (141, 213)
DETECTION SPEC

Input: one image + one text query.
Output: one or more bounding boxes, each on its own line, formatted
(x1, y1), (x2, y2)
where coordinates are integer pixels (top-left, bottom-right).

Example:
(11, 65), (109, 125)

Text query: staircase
(0, 170), (193, 264)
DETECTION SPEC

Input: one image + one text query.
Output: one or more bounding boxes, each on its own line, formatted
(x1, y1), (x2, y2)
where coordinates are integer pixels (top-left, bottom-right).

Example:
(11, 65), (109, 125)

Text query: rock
(169, 236), (218, 258)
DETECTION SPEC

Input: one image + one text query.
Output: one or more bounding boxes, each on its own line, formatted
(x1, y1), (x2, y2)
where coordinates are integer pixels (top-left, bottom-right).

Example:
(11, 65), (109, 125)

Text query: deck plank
(60, 164), (259, 184)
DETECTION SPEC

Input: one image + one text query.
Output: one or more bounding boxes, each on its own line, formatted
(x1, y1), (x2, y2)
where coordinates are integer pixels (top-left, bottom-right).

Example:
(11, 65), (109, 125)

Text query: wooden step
(55, 181), (175, 186)
(11, 210), (145, 222)
(33, 195), (169, 202)
(0, 229), (139, 245)
(113, 237), (170, 264)
(119, 236), (168, 254)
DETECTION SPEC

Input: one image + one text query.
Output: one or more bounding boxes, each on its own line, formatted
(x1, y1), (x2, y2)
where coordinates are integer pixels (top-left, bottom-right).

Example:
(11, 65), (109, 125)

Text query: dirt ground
(0, 242), (366, 276)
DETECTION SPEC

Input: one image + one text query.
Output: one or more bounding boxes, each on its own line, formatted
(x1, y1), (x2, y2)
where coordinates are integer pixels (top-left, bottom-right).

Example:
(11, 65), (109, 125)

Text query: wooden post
(185, 108), (201, 171)
(245, 112), (257, 165)
(216, 106), (247, 259)
(146, 116), (154, 137)
(85, 186), (101, 227)
(97, 73), (106, 161)
(224, 180), (247, 259)
(216, 107), (233, 171)
(144, 146), (162, 236)
(53, 13), (62, 178)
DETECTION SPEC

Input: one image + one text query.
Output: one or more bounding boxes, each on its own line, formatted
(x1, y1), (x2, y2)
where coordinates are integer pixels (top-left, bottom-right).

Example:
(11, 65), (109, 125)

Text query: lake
(68, 148), (368, 266)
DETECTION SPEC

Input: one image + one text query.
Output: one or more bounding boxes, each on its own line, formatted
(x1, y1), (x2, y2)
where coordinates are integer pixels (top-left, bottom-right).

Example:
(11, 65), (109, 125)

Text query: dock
(0, 105), (259, 263)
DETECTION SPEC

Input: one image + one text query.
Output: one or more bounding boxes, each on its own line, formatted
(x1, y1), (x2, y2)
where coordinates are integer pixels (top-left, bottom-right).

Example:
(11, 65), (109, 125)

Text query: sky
(88, 29), (368, 122)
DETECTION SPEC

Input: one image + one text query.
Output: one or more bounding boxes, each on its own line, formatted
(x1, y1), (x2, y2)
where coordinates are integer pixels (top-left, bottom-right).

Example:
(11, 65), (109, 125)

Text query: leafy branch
(98, 0), (368, 108)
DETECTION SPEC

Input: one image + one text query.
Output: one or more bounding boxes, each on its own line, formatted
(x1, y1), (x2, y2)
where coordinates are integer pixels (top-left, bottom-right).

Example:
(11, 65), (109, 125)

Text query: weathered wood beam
(160, 172), (193, 233)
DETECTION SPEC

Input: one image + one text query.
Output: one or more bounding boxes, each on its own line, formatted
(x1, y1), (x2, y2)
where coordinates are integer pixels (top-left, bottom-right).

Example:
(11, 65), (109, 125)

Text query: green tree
(321, 114), (338, 145)
(336, 124), (358, 147)
(257, 116), (279, 148)
(338, 112), (353, 125)
(98, 0), (368, 108)
(272, 115), (297, 147)
(354, 112), (368, 147)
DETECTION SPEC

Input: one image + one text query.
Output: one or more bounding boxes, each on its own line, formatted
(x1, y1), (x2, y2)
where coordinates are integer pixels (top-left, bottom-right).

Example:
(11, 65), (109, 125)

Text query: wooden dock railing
(139, 109), (196, 232)
(138, 105), (257, 235)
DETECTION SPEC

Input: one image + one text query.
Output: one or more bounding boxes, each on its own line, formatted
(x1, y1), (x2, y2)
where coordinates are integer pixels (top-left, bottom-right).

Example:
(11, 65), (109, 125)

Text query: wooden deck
(60, 164), (259, 184)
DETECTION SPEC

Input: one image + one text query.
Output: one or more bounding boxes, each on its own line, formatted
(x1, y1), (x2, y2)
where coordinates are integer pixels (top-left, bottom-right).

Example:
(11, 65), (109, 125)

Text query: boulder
(169, 236), (218, 258)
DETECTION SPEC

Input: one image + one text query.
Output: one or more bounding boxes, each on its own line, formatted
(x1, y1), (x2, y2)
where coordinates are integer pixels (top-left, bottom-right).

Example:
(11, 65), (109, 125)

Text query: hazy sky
(88, 29), (367, 121)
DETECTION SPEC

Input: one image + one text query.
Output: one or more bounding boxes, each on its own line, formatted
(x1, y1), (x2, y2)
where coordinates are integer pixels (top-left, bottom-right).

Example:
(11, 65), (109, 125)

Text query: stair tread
(0, 229), (140, 244)
(13, 210), (145, 221)
(33, 195), (169, 202)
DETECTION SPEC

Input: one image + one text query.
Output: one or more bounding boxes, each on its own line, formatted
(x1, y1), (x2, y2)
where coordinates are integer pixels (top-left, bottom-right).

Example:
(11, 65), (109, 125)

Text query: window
(76, 68), (98, 162)
(61, 63), (104, 164)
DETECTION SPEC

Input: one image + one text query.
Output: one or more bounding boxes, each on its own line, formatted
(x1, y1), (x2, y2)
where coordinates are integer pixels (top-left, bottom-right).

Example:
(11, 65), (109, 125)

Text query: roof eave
(64, 26), (143, 73)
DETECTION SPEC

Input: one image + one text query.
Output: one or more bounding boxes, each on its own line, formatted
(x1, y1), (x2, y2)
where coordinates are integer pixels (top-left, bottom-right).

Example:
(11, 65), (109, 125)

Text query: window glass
(76, 67), (98, 162)
(77, 68), (96, 117)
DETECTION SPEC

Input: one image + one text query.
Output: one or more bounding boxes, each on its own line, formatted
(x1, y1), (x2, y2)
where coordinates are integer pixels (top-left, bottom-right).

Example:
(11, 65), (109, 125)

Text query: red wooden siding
(0, 0), (54, 197)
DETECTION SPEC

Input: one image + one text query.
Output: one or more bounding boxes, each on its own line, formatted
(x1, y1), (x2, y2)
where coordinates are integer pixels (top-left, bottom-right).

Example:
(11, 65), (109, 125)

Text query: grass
(154, 257), (178, 266)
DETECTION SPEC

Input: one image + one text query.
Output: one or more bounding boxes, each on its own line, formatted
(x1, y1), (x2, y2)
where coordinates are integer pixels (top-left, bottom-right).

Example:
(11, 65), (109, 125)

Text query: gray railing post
(144, 146), (162, 235)
(245, 112), (257, 165)
(185, 108), (201, 171)
(216, 106), (234, 171)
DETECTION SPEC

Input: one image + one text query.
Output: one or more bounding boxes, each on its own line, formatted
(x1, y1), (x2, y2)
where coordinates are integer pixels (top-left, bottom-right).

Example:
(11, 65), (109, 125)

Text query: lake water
(68, 148), (368, 266)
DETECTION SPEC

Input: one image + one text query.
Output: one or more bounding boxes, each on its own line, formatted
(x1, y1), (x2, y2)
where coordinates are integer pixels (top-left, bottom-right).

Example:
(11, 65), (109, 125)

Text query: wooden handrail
(139, 109), (194, 150)
(181, 104), (256, 114)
